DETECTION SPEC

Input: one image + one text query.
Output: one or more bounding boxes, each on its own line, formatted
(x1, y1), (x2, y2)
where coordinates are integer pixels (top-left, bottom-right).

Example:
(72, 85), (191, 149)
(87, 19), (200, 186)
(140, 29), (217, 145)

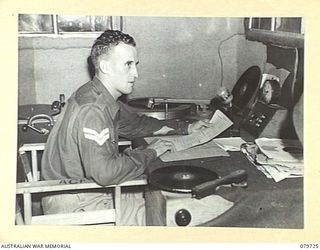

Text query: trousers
(41, 191), (146, 226)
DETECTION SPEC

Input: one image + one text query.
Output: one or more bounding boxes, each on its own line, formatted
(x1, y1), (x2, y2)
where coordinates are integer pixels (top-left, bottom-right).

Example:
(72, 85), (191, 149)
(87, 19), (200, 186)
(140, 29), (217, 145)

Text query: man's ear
(99, 60), (110, 74)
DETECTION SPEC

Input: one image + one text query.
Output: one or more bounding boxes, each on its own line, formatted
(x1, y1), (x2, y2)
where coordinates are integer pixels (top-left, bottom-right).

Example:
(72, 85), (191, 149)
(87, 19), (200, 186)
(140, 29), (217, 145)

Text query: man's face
(105, 42), (139, 96)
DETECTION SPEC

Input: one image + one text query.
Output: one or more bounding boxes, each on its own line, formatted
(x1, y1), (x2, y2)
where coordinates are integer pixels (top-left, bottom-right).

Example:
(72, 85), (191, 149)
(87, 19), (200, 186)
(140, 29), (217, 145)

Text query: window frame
(18, 14), (122, 38)
(244, 17), (304, 48)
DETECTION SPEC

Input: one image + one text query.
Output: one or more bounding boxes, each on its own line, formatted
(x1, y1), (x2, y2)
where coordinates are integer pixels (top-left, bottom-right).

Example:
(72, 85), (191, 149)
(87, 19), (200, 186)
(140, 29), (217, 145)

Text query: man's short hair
(90, 30), (136, 70)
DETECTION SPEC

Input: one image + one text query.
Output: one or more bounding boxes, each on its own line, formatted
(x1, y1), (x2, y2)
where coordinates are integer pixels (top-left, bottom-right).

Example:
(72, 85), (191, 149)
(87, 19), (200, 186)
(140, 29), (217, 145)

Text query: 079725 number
(300, 244), (319, 248)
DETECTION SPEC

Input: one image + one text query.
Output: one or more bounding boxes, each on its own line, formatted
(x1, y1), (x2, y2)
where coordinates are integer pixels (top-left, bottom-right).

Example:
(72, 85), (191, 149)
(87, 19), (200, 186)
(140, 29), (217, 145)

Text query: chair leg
(15, 211), (25, 225)
(15, 197), (25, 225)
(23, 193), (32, 225)
(115, 186), (121, 225)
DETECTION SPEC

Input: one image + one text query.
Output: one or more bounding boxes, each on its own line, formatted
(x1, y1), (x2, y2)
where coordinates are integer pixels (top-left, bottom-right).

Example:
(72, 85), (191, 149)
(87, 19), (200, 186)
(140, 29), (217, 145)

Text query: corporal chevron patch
(83, 127), (110, 146)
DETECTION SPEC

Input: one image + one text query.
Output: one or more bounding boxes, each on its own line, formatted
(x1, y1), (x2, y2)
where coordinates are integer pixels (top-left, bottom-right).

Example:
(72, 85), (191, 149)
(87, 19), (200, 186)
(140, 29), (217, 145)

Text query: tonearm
(146, 97), (211, 120)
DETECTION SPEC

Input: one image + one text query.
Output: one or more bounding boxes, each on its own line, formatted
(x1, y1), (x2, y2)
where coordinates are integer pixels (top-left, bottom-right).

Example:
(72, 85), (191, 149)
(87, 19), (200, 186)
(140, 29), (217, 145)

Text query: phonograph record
(127, 97), (212, 120)
(146, 165), (247, 226)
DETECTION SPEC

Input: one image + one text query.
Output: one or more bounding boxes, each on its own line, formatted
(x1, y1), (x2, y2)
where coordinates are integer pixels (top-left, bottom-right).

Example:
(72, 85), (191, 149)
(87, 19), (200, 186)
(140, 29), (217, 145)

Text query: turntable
(127, 97), (211, 120)
(145, 165), (247, 226)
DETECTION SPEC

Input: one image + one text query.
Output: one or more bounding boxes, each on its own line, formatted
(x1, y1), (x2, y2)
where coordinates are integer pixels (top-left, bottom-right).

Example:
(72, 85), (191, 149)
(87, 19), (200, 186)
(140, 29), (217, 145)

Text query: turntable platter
(148, 165), (219, 193)
(127, 98), (192, 120)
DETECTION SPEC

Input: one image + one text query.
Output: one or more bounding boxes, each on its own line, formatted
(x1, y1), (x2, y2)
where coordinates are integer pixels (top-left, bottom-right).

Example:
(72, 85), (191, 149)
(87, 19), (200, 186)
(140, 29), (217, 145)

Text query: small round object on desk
(175, 209), (192, 226)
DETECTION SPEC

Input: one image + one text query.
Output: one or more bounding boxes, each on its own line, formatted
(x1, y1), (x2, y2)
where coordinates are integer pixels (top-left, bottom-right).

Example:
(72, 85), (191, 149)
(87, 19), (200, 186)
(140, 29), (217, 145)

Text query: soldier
(41, 30), (208, 225)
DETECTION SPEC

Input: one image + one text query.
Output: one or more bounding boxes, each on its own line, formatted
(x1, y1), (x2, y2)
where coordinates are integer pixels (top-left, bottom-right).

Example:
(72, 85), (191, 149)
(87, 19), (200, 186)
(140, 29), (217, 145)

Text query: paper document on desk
(255, 139), (303, 182)
(241, 141), (303, 182)
(163, 109), (233, 152)
(213, 137), (246, 151)
(255, 138), (303, 163)
(254, 163), (303, 182)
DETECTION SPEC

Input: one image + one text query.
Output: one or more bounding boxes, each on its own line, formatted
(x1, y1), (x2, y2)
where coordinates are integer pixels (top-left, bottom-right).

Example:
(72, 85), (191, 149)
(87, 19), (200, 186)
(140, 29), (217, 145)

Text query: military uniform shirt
(41, 77), (189, 186)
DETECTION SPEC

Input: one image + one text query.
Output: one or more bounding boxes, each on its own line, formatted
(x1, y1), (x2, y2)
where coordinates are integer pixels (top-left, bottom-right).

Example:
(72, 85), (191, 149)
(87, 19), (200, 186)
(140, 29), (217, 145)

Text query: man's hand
(147, 138), (175, 157)
(187, 119), (211, 134)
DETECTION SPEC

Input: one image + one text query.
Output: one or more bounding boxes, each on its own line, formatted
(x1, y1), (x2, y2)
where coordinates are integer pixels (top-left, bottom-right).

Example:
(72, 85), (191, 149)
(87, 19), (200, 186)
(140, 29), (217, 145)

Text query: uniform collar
(92, 76), (120, 119)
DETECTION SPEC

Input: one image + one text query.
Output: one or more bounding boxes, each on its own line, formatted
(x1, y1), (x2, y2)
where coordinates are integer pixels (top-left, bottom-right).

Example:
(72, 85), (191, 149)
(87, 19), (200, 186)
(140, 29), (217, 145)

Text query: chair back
(16, 143), (147, 225)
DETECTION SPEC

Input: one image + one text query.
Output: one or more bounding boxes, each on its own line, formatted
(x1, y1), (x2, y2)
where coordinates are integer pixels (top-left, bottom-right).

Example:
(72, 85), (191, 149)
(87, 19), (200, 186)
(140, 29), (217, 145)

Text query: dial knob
(175, 209), (191, 226)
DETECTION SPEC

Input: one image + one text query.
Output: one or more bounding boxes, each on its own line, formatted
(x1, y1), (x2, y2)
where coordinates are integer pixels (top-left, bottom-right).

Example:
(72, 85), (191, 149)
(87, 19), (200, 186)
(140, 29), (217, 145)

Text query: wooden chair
(18, 139), (133, 182)
(16, 142), (147, 225)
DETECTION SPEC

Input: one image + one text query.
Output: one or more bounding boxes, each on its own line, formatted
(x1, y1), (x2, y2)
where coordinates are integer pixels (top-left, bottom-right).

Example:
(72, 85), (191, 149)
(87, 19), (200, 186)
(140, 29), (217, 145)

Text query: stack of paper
(241, 138), (303, 182)
(252, 161), (303, 182)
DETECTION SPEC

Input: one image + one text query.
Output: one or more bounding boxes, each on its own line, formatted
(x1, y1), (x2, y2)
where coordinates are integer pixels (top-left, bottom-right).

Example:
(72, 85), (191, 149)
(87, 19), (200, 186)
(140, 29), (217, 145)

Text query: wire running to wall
(218, 33), (244, 87)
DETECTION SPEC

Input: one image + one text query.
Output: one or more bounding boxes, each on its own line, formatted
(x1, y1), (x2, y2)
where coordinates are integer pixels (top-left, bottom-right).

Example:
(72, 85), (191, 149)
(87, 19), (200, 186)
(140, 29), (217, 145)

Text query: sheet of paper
(213, 137), (246, 151)
(144, 136), (229, 162)
(259, 164), (292, 182)
(160, 139), (229, 162)
(255, 138), (303, 163)
(256, 154), (304, 168)
(144, 110), (233, 162)
(152, 110), (233, 152)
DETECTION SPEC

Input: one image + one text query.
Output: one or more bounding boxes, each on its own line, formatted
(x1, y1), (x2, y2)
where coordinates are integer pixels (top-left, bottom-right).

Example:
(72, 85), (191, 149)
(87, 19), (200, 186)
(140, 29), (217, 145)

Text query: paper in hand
(145, 109), (233, 152)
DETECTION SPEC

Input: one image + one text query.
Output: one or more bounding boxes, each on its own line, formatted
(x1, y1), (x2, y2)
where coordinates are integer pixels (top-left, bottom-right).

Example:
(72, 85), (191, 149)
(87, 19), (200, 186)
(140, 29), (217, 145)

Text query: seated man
(41, 29), (208, 226)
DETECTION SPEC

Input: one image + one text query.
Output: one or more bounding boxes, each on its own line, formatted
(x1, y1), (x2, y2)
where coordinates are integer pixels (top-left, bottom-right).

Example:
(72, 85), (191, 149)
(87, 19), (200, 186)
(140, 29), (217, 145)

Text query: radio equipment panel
(241, 101), (288, 138)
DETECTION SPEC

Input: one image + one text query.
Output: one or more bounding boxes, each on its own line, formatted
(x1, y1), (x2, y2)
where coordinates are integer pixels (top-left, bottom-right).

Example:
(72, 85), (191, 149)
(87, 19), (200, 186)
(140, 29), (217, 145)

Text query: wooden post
(31, 150), (38, 181)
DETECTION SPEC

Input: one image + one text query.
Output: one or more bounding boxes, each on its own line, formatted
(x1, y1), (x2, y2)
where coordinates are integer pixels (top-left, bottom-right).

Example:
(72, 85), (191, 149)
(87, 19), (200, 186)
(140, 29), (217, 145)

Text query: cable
(291, 48), (299, 105)
(218, 33), (244, 87)
(120, 16), (123, 31)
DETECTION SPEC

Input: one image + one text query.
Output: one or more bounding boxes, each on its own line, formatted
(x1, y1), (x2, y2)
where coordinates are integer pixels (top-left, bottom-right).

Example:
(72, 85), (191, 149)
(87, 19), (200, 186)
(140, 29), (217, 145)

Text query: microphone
(217, 87), (233, 107)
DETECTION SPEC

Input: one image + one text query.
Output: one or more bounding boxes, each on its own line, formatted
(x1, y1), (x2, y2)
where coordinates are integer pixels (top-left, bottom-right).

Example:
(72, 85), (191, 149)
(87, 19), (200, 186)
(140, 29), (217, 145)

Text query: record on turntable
(127, 97), (192, 120)
(148, 165), (248, 199)
(149, 165), (219, 193)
